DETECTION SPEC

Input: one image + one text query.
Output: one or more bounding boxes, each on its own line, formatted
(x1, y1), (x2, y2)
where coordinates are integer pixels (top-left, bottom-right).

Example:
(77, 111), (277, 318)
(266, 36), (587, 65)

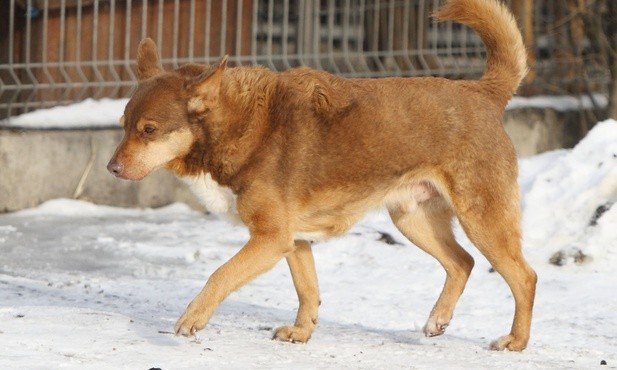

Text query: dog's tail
(433, 0), (527, 102)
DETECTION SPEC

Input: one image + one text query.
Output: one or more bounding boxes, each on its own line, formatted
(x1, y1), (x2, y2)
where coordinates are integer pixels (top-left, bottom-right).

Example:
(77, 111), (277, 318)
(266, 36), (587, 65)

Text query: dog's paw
(272, 325), (313, 343)
(174, 308), (208, 337)
(423, 317), (449, 337)
(489, 334), (528, 351)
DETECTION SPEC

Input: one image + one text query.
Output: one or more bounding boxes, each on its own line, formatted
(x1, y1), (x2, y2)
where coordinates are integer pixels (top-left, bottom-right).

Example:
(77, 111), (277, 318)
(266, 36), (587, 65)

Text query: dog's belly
(293, 230), (330, 242)
(293, 181), (440, 241)
(293, 215), (358, 242)
(181, 173), (241, 223)
(294, 197), (378, 241)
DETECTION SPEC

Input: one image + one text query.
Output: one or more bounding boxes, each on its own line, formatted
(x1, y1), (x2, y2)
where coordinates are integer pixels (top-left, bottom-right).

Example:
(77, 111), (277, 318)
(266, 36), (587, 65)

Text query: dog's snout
(107, 159), (124, 177)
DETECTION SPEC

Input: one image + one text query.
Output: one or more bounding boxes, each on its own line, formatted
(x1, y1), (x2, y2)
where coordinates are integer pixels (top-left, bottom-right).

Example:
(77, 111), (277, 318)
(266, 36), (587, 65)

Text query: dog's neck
(170, 67), (277, 189)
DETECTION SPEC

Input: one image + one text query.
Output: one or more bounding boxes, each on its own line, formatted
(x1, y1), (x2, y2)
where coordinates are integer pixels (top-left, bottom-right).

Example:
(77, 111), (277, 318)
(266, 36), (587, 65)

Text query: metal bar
(235, 0), (242, 63)
(386, 0), (400, 75)
(220, 0), (228, 57)
(417, 0), (431, 72)
(341, 0), (353, 73)
(8, 0), (15, 64)
(300, 0), (307, 66)
(125, 0), (136, 84)
(401, 0), (413, 72)
(0, 46), (511, 71)
(266, 0), (274, 69)
(91, 0), (104, 97)
(109, 0), (122, 97)
(311, 0), (321, 69)
(5, 0), (18, 116)
(24, 0), (31, 67)
(189, 0), (196, 63)
(157, 0), (163, 50)
(141, 0), (148, 41)
(250, 0), (258, 64)
(75, 0), (88, 101)
(281, 0), (291, 69)
(205, 0), (212, 60)
(356, 0), (370, 72)
(2, 80), (137, 90)
(22, 0), (37, 108)
(58, 0), (73, 101)
(173, 0), (180, 68)
(326, 0), (339, 73)
(40, 0), (56, 110)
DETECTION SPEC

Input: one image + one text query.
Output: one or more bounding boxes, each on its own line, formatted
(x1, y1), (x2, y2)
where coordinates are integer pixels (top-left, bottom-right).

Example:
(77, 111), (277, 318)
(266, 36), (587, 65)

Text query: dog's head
(107, 38), (227, 180)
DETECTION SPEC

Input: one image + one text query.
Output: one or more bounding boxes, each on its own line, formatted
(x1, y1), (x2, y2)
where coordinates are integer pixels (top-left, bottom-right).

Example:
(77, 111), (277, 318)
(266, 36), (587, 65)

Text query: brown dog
(107, 0), (536, 351)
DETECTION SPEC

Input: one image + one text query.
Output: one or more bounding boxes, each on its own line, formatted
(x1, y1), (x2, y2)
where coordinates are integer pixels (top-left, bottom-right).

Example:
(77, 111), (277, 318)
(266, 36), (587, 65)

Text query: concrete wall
(503, 107), (596, 157)
(0, 107), (601, 213)
(0, 129), (201, 213)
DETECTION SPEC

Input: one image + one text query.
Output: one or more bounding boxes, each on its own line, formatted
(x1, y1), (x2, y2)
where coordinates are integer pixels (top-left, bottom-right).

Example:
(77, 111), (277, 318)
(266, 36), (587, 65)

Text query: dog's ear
(136, 38), (163, 80)
(192, 55), (228, 103)
(187, 56), (228, 114)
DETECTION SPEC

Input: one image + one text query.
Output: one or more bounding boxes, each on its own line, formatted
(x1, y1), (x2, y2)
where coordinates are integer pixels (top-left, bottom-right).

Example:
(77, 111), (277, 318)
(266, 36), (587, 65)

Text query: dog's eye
(143, 125), (156, 134)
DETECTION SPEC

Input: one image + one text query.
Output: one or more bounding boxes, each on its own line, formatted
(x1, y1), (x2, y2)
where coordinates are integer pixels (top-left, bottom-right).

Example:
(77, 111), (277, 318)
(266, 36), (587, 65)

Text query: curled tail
(434, 0), (527, 100)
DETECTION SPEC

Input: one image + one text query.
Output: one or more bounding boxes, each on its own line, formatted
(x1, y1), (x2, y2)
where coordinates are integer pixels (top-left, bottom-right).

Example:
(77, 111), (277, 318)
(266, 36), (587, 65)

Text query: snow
(1, 116), (617, 369)
(0, 98), (128, 129)
(520, 120), (617, 269)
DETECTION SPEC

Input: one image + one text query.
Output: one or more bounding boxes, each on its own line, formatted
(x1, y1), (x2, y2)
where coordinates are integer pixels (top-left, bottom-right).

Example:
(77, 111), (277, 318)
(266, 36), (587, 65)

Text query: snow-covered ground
(1, 114), (617, 369)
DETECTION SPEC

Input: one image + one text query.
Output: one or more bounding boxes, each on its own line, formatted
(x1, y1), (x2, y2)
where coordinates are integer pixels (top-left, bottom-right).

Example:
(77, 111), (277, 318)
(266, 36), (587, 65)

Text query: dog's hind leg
(389, 197), (474, 338)
(453, 182), (537, 351)
(273, 240), (320, 343)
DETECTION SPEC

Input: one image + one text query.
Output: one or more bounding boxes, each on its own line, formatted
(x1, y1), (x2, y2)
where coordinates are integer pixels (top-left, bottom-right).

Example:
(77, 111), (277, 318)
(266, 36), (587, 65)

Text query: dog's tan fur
(107, 0), (537, 351)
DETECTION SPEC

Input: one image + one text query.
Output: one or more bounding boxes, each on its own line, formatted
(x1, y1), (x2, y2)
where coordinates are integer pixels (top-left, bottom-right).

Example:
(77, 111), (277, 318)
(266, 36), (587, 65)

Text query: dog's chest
(181, 173), (240, 222)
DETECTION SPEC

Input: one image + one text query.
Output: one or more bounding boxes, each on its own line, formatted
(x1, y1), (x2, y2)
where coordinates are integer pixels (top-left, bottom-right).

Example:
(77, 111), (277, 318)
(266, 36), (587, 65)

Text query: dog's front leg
(175, 232), (293, 336)
(273, 240), (320, 343)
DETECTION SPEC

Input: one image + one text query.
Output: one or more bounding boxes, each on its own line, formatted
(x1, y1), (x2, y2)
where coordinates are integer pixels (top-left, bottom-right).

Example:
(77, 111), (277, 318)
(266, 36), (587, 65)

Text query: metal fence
(0, 0), (610, 120)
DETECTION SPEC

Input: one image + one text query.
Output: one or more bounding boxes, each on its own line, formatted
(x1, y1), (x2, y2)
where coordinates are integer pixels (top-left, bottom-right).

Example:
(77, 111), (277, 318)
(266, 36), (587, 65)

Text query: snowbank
(0, 98), (127, 129)
(519, 119), (617, 268)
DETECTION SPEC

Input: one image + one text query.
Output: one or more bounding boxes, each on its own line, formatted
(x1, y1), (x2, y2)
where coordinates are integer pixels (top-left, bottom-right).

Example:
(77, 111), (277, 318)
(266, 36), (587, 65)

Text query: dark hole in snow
(378, 231), (401, 246)
(549, 251), (567, 266)
(549, 248), (589, 266)
(601, 360), (607, 365)
(589, 202), (613, 226)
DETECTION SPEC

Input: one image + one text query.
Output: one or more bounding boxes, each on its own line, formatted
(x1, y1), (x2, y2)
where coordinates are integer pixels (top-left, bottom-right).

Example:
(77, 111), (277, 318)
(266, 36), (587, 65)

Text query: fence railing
(0, 0), (609, 120)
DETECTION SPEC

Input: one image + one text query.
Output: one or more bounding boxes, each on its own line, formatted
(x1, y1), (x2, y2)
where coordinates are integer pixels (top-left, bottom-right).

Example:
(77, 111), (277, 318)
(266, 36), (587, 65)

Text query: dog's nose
(107, 160), (124, 177)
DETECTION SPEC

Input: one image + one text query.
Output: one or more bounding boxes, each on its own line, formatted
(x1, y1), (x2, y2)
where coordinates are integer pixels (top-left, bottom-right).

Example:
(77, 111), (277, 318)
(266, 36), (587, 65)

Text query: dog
(107, 0), (537, 351)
